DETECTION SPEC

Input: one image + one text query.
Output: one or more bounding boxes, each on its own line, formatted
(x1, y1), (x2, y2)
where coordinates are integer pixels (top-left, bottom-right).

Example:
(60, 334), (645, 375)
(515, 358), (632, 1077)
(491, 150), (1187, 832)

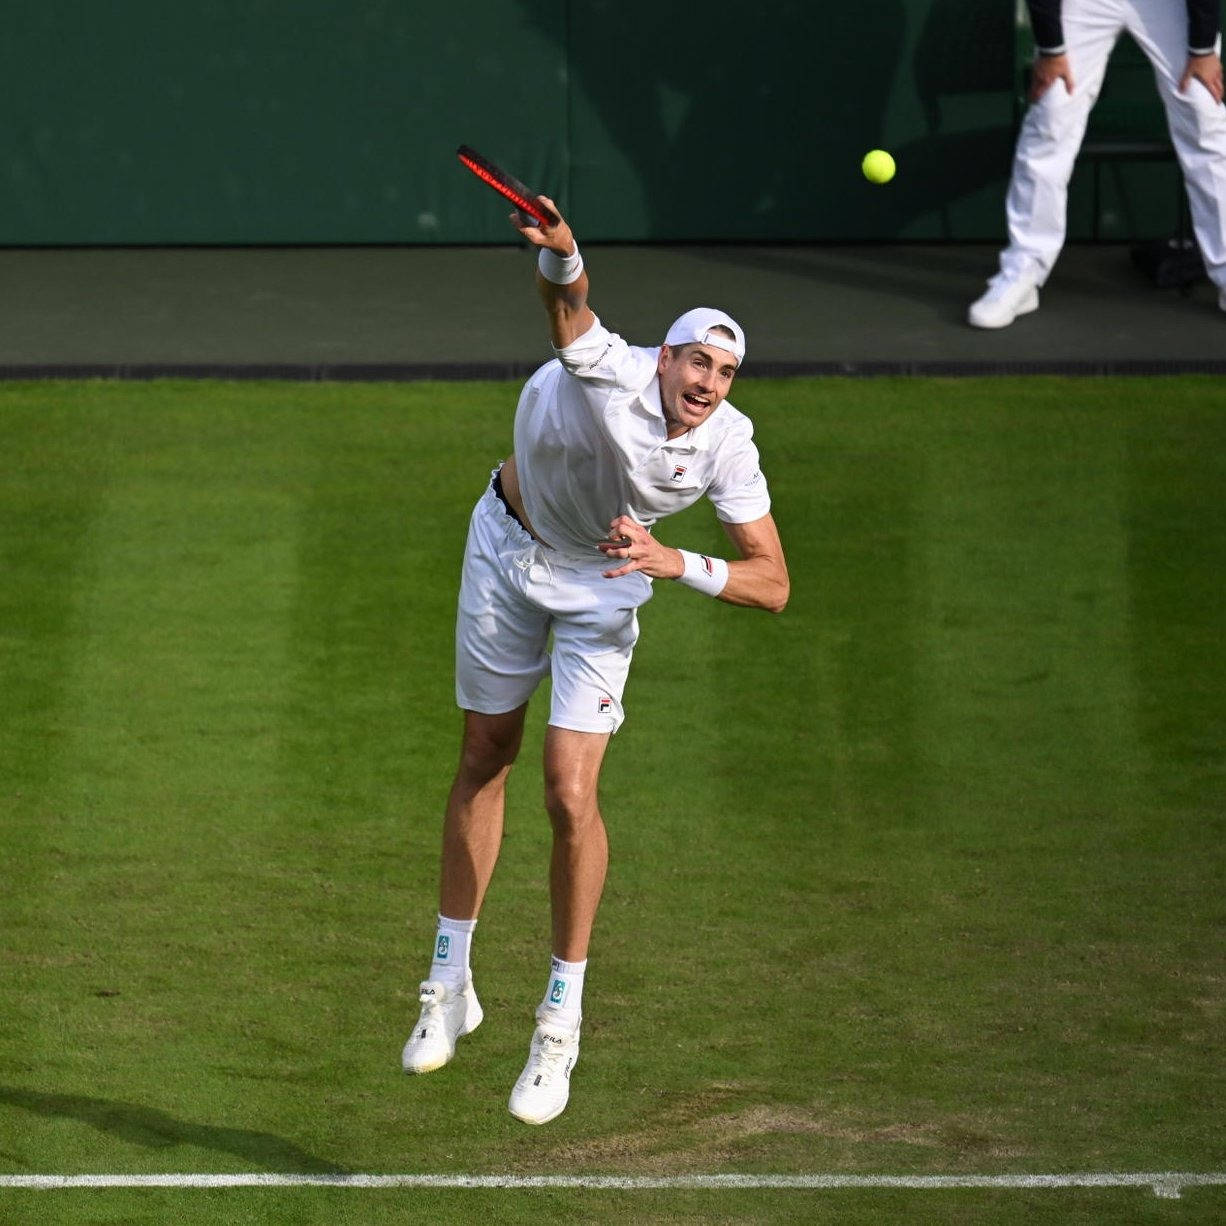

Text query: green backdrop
(0, 1), (1212, 245)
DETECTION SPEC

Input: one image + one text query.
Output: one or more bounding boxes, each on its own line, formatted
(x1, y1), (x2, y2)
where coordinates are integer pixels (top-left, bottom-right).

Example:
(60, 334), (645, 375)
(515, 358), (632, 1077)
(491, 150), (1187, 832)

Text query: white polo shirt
(512, 317), (772, 560)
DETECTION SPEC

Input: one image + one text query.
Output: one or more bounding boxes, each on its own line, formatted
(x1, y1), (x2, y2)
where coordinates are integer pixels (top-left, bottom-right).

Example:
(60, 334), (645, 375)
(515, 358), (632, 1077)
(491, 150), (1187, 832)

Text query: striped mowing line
(1, 1173), (1223, 1198)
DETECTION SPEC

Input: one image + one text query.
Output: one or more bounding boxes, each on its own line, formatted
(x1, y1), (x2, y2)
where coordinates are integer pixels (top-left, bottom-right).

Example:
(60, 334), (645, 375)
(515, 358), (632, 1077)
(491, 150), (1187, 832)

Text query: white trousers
(1001, 0), (1226, 289)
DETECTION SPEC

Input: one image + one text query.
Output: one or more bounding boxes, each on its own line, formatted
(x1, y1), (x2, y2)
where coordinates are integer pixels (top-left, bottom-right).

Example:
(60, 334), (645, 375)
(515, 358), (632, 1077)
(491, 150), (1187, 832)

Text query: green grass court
(1, 375), (1223, 1223)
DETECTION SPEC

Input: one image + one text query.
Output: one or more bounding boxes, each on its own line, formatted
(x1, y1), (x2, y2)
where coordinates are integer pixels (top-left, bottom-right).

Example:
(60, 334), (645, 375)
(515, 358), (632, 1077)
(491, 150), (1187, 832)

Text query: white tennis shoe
(968, 273), (1040, 329)
(401, 978), (483, 1074)
(507, 1012), (581, 1125)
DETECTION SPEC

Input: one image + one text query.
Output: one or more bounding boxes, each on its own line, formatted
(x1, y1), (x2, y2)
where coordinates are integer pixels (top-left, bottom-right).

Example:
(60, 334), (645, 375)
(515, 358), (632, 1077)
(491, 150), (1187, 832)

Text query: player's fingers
(595, 537), (632, 556)
(609, 518), (642, 546)
(510, 211), (541, 237)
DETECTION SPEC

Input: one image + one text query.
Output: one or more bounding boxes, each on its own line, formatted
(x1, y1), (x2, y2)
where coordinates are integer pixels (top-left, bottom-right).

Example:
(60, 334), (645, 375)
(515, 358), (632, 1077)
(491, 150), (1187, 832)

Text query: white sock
(429, 914), (476, 989)
(540, 955), (586, 1027)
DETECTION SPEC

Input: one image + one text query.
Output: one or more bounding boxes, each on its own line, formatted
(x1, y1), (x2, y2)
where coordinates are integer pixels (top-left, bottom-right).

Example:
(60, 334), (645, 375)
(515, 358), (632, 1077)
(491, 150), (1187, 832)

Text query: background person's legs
(1000, 1), (1121, 285)
(1128, 0), (1226, 299)
(971, 0), (1123, 326)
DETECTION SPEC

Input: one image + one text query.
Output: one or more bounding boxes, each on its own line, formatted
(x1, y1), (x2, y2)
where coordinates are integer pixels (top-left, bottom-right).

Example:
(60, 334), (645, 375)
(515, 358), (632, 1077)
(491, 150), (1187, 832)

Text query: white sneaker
(968, 274), (1040, 329)
(401, 978), (483, 1074)
(507, 1011), (581, 1125)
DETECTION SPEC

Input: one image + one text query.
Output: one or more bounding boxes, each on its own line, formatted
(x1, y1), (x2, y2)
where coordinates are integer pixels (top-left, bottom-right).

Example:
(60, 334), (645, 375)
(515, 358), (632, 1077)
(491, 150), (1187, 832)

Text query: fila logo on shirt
(671, 465), (687, 483)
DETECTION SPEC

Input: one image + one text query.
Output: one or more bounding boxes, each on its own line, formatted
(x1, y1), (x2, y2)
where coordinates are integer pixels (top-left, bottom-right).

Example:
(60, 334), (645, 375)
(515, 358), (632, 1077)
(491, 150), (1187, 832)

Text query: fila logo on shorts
(671, 464), (687, 483)
(597, 696), (613, 715)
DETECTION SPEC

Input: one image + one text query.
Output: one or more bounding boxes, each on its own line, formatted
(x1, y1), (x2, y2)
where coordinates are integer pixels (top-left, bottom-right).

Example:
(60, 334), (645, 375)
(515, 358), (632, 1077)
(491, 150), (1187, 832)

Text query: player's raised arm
(511, 198), (596, 349)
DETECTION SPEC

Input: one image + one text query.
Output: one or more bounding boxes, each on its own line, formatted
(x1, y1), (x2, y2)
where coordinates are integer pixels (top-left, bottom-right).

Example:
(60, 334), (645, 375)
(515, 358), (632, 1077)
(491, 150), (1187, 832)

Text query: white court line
(1, 1173), (1224, 1199)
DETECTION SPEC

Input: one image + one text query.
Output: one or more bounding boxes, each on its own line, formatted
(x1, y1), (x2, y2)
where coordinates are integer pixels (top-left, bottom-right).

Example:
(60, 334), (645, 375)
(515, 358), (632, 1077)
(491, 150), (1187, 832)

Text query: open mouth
(682, 393), (710, 411)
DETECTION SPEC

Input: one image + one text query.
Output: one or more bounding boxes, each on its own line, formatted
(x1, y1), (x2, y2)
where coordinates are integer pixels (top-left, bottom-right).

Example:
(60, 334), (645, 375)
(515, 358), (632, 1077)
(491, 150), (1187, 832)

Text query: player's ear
(657, 344), (673, 374)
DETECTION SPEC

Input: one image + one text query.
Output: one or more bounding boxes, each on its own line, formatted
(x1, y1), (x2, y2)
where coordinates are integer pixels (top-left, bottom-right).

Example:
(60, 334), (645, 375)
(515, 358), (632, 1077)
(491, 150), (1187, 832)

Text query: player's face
(657, 342), (738, 438)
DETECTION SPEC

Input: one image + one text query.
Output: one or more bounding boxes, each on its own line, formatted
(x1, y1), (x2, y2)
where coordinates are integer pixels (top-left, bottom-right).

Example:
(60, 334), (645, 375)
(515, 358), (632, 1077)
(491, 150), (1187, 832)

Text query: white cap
(663, 307), (746, 366)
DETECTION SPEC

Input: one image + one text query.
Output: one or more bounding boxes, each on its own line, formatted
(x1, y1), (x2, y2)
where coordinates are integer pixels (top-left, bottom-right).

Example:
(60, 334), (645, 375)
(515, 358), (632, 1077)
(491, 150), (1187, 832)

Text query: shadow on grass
(0, 1085), (347, 1174)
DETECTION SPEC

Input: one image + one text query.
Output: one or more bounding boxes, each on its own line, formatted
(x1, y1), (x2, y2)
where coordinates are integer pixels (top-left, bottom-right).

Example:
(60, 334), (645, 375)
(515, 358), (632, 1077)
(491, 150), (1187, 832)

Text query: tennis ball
(862, 149), (896, 184)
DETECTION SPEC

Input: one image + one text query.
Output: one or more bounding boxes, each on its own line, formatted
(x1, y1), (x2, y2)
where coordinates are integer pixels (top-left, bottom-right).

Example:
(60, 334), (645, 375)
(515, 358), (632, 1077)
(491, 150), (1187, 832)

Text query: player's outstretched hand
(511, 196), (575, 254)
(598, 516), (685, 581)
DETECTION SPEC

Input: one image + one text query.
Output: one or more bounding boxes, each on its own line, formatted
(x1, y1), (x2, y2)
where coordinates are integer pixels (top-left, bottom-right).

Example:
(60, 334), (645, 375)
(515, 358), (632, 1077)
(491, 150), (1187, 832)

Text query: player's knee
(456, 745), (517, 790)
(456, 712), (525, 782)
(543, 778), (600, 835)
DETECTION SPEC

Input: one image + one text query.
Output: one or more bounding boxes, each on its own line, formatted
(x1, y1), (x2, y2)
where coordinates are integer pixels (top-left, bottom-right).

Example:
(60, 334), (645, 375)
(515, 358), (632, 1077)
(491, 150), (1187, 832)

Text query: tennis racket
(456, 144), (559, 227)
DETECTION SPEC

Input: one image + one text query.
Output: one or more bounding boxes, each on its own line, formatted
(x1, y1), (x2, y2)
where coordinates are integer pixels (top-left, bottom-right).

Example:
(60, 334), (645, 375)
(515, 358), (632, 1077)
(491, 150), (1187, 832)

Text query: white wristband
(675, 549), (729, 597)
(538, 245), (584, 285)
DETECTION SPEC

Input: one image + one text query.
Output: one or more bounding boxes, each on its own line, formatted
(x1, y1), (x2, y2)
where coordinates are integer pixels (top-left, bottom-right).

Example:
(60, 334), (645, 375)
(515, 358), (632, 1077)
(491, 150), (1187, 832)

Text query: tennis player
(402, 197), (789, 1125)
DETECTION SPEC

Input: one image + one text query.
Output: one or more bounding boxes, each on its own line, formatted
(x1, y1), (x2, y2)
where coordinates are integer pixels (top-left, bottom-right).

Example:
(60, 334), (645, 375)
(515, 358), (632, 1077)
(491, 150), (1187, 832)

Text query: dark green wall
(0, 1), (1212, 245)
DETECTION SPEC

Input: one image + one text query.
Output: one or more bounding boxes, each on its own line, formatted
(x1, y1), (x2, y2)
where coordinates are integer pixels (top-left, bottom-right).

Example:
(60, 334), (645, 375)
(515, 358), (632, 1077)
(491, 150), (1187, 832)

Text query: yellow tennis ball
(862, 149), (896, 184)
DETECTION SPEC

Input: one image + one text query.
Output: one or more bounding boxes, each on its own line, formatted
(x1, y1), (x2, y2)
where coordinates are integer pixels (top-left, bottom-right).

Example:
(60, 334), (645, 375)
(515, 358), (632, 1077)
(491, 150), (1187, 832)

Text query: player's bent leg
(403, 706), (528, 1076)
(440, 705), (529, 920)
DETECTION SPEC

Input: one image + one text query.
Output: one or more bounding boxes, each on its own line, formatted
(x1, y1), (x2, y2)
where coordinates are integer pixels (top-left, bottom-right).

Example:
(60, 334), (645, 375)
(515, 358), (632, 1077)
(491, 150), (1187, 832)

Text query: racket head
(456, 145), (559, 227)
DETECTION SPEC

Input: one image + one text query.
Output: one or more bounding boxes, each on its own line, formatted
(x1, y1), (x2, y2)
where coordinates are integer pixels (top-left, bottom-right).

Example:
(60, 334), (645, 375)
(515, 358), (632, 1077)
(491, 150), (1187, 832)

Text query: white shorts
(454, 476), (654, 734)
